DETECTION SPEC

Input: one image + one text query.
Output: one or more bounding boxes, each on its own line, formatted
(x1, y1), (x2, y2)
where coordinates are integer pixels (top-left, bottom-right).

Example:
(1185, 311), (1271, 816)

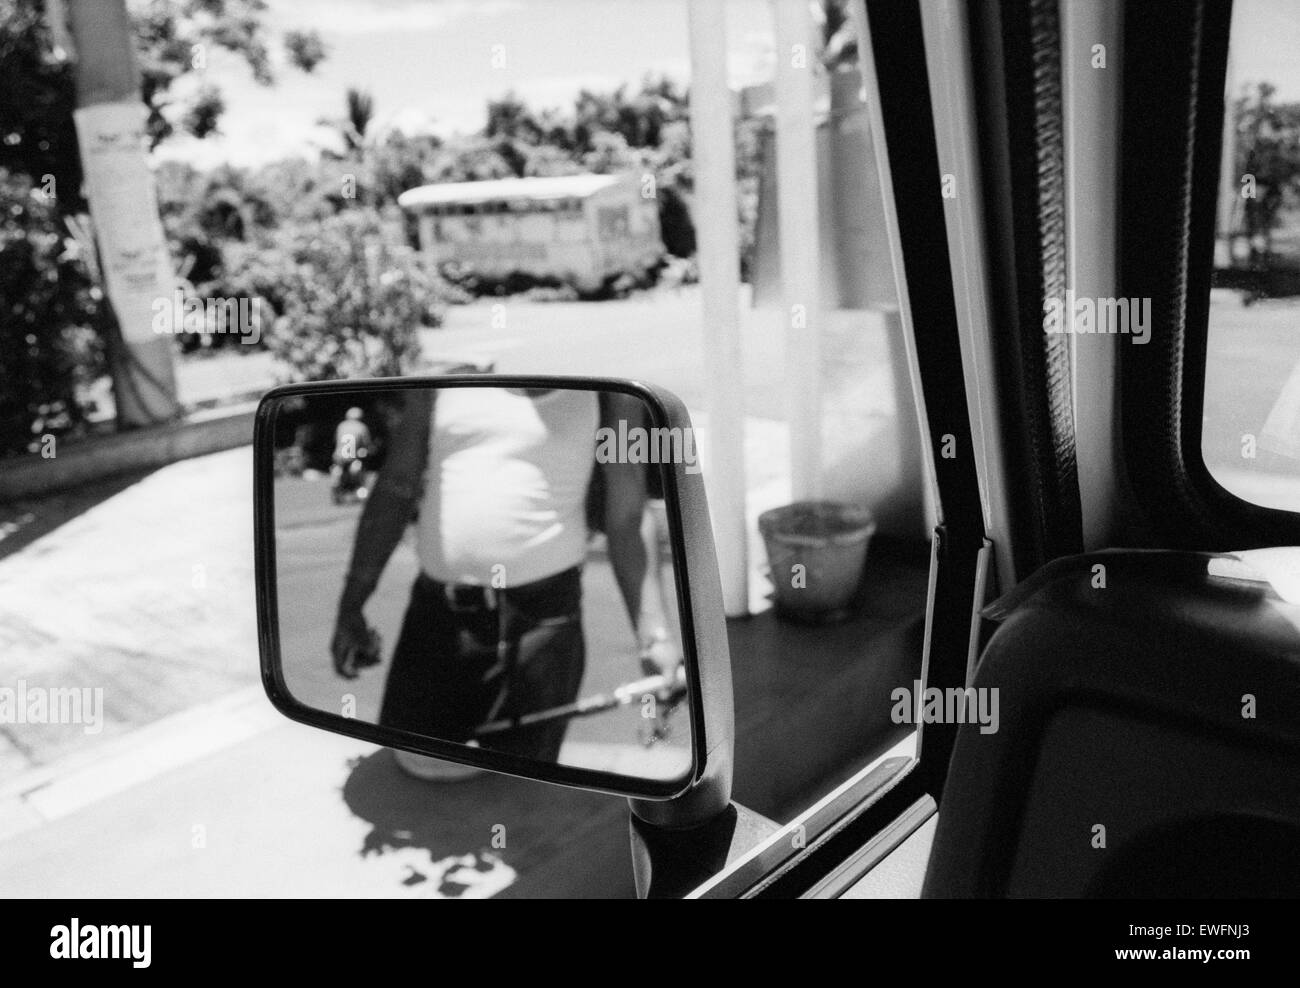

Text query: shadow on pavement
(331, 538), (931, 897)
(340, 747), (638, 898)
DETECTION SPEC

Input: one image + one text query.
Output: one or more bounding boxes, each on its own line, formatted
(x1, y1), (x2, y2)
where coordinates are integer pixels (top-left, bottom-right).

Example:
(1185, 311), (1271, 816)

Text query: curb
(0, 401), (259, 503)
(0, 685), (283, 844)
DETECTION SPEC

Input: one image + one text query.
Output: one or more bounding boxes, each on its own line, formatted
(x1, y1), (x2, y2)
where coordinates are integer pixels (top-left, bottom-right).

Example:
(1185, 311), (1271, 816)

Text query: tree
(426, 137), (518, 184)
(569, 75), (690, 157)
(1230, 81), (1300, 259)
(262, 212), (442, 382)
(0, 168), (104, 455)
(485, 91), (545, 145)
(132, 0), (326, 148)
(283, 29), (327, 74)
(522, 144), (583, 178)
(1, 0), (324, 253)
(0, 0), (325, 449)
(367, 132), (446, 207)
(320, 87), (377, 159)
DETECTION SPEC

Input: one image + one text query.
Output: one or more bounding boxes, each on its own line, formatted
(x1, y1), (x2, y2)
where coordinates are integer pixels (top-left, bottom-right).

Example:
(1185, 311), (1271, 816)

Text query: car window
(1203, 0), (1300, 512)
(0, 0), (934, 899)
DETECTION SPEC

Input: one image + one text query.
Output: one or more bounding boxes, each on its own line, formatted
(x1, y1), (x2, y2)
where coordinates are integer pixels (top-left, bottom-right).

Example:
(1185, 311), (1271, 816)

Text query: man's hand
(331, 605), (382, 679)
(638, 628), (680, 681)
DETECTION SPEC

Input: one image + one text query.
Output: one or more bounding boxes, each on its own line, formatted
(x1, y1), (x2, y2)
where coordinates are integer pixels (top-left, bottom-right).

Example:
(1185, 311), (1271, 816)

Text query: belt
(443, 582), (498, 612)
(423, 566), (581, 614)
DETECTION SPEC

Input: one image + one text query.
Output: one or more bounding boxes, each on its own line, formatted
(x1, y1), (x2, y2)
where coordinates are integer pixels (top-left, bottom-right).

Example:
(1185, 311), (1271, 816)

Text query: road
(421, 287), (783, 413)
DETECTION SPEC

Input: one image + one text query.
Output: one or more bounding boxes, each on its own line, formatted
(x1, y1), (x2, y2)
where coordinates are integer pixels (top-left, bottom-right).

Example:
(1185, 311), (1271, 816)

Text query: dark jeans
(378, 566), (586, 762)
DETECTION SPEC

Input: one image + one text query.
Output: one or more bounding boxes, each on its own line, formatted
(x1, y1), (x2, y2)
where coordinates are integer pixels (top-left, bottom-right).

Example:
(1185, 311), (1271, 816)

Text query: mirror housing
(254, 375), (734, 829)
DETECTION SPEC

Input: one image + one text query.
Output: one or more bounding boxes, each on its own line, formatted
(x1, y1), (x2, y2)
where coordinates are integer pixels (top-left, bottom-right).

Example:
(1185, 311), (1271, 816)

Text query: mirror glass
(266, 385), (694, 784)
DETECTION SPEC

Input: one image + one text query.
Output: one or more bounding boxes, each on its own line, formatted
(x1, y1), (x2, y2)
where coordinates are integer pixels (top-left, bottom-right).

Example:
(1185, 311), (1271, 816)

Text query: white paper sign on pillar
(73, 101), (175, 344)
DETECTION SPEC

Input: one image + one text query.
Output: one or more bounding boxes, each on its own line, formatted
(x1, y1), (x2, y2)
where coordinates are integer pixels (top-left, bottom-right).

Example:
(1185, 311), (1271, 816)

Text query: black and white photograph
(0, 0), (1294, 947)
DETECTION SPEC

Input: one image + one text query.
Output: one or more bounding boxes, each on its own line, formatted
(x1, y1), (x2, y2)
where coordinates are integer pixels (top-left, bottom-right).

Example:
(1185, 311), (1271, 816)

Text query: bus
(397, 173), (664, 294)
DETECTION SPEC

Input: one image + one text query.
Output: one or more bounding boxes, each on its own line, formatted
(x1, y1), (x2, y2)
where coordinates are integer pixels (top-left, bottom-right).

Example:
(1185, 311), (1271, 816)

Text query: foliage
(1230, 82), (1300, 255)
(0, 0), (324, 448)
(0, 170), (105, 455)
(257, 212), (442, 382)
(0, 0), (82, 209)
(445, 76), (714, 265)
(283, 29), (327, 74)
(132, 0), (324, 148)
(318, 86), (377, 159)
(1, 0), (325, 197)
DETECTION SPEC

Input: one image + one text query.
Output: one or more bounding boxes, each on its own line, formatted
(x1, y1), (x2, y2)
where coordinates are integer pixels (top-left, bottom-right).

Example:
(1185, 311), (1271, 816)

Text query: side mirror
(253, 376), (733, 828)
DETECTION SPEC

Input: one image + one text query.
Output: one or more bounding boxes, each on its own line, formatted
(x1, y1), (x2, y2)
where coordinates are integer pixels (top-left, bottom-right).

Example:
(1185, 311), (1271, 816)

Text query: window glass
(0, 0), (933, 899)
(1204, 0), (1300, 511)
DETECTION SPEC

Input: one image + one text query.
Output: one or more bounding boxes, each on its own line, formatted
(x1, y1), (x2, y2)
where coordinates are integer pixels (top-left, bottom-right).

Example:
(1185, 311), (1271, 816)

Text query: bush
(260, 211), (445, 381)
(0, 170), (105, 457)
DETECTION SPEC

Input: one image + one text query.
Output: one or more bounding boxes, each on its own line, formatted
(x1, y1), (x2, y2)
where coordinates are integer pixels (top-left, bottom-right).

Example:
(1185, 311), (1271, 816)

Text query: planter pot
(758, 500), (877, 623)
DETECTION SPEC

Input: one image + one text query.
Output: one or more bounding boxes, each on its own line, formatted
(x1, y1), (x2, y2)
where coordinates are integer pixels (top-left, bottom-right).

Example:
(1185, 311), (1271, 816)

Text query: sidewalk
(0, 447), (257, 779)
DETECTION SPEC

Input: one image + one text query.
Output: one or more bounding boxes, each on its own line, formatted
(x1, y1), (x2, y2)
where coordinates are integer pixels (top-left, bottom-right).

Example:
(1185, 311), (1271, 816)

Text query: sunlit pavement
(0, 689), (637, 898)
(0, 447), (258, 781)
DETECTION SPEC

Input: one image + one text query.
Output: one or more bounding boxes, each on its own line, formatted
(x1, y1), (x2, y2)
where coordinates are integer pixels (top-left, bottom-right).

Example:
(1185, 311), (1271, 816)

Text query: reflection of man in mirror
(331, 386), (676, 764)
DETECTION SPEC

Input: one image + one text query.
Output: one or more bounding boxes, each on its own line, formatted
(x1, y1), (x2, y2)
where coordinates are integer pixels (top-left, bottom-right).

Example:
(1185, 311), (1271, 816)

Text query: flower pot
(758, 500), (877, 623)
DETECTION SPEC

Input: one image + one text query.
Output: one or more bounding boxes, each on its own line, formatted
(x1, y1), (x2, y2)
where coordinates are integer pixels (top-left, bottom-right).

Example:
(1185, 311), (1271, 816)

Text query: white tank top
(415, 388), (598, 586)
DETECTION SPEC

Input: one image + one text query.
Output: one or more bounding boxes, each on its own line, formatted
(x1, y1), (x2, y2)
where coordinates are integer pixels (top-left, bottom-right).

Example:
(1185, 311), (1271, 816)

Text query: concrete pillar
(67, 0), (180, 427)
(688, 0), (749, 616)
(772, 0), (824, 500)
